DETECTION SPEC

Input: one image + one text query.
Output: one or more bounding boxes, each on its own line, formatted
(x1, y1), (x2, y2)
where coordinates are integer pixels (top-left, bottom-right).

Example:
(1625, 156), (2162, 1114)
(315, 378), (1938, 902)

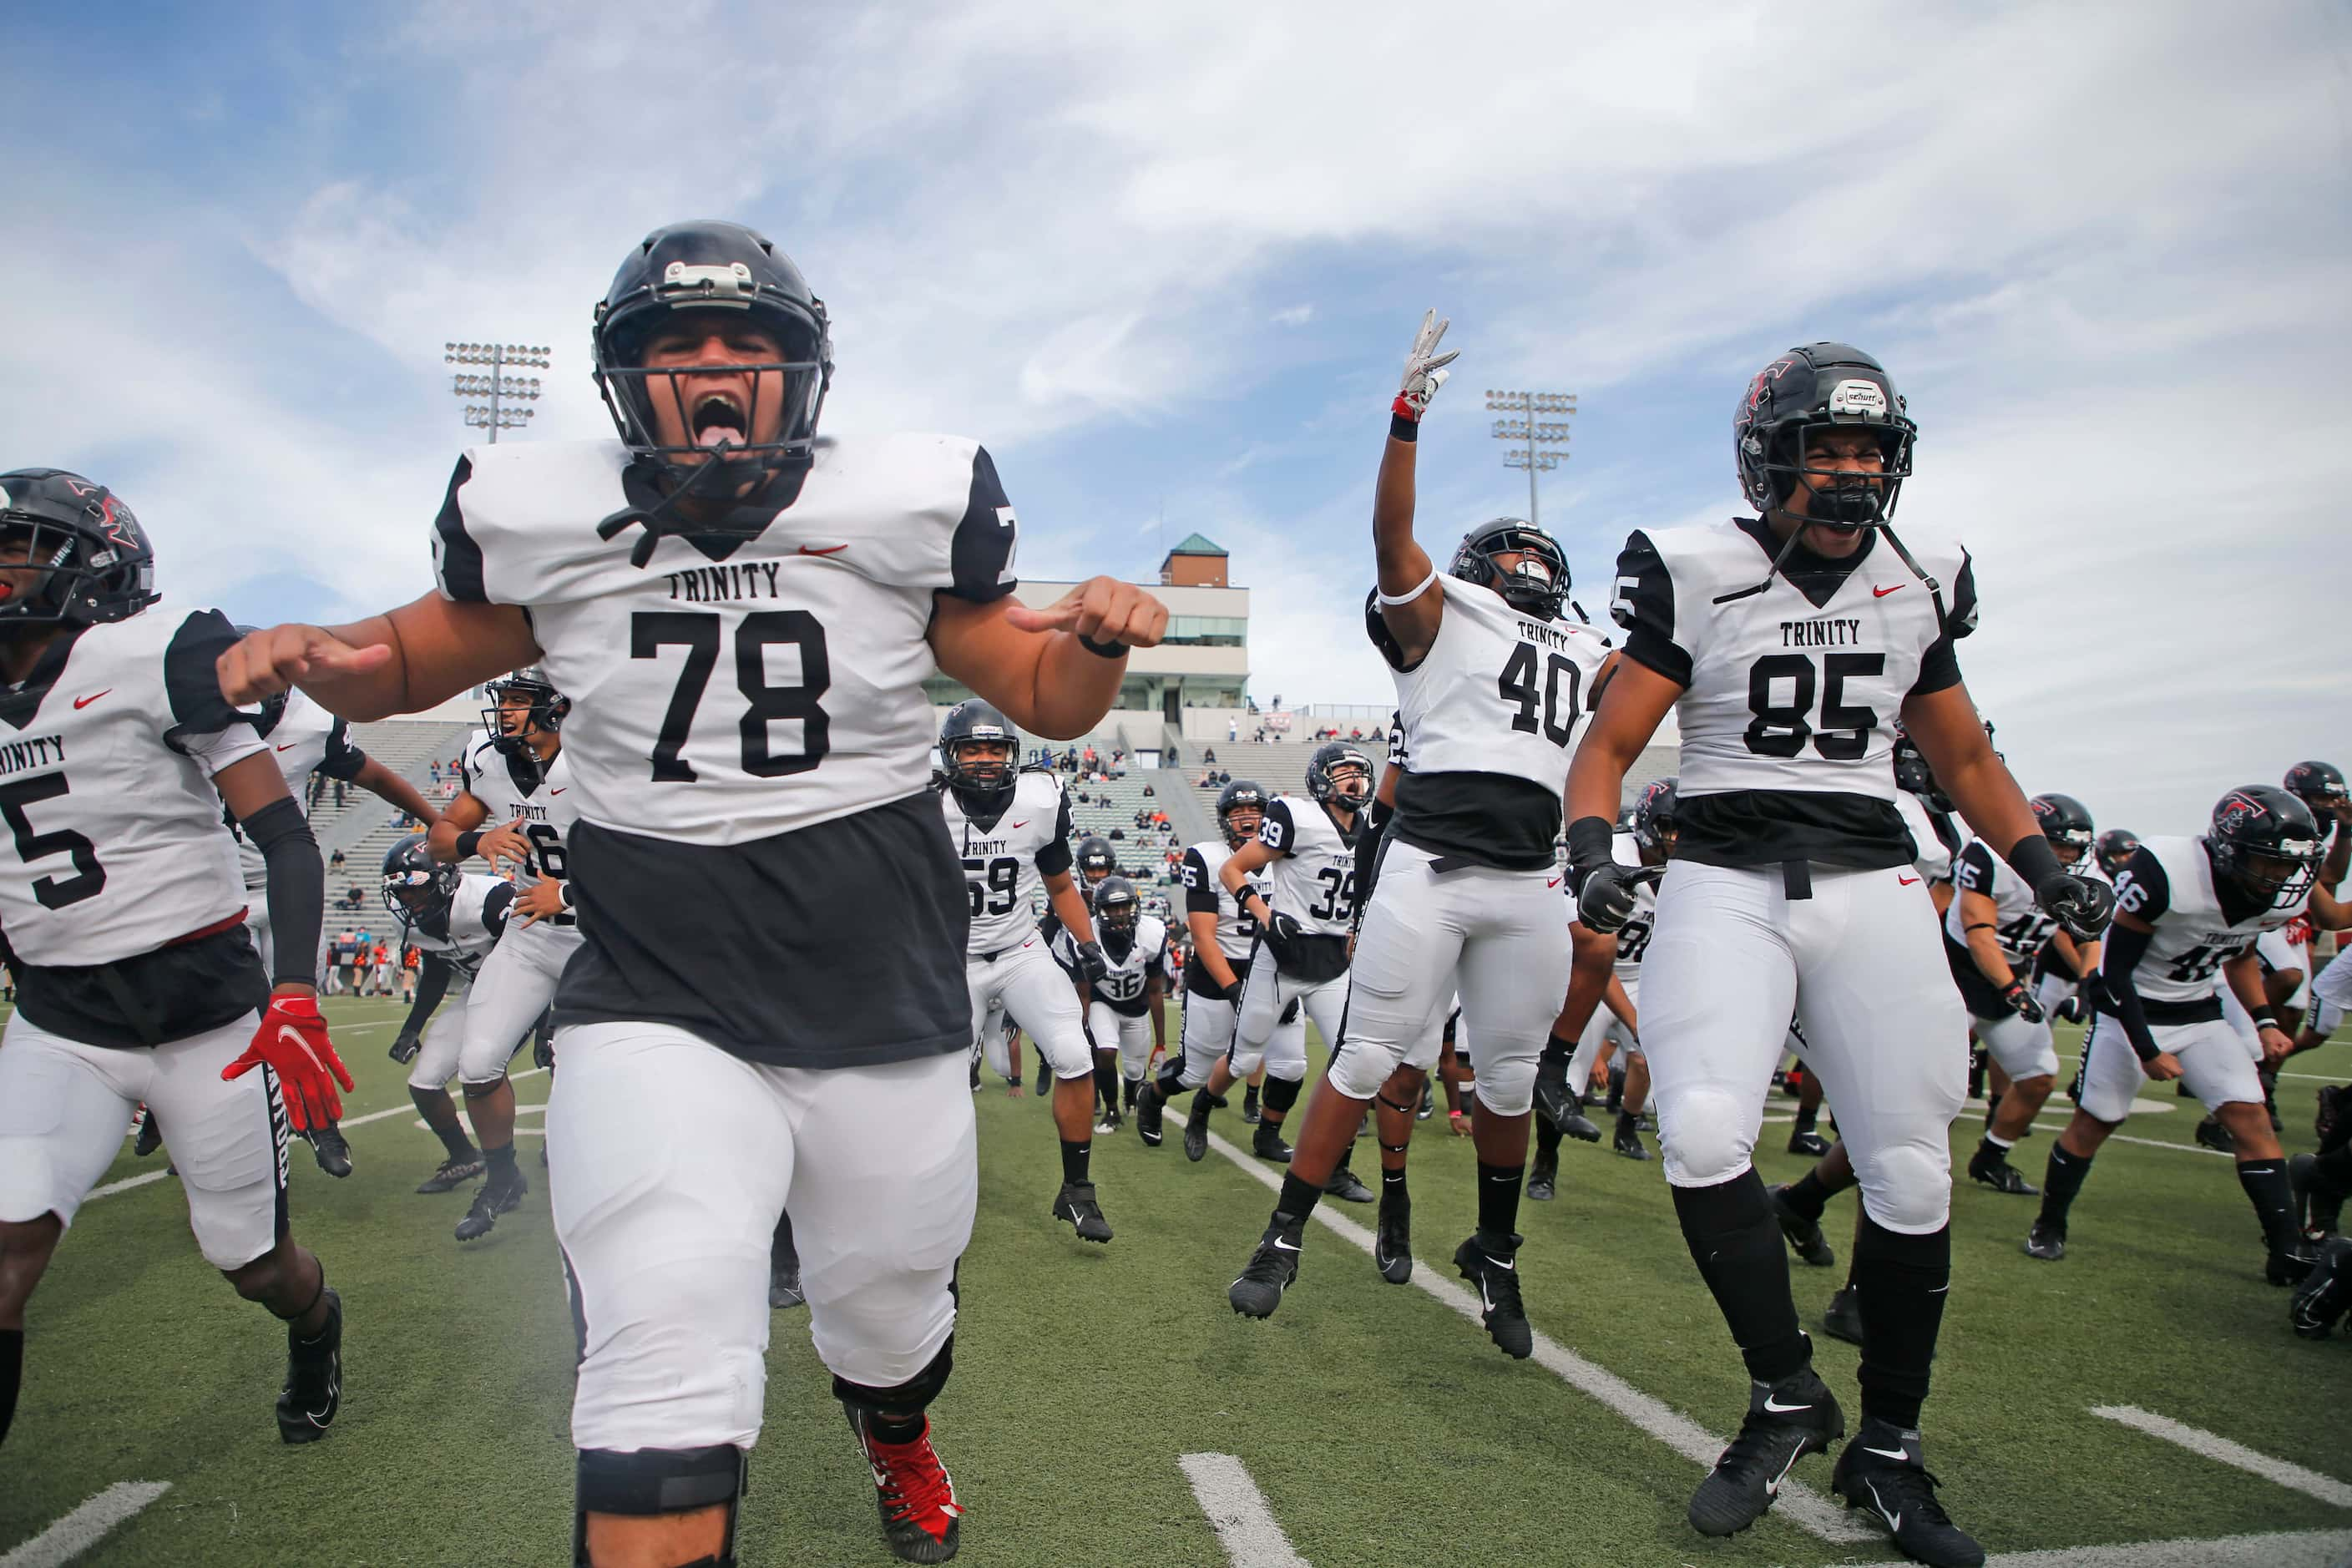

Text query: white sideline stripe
(1970, 1528), (2352, 1567)
(0, 1481), (170, 1568)
(1178, 1453), (1311, 1568)
(1191, 1125), (1873, 1544)
(2090, 1405), (2352, 1507)
(2107, 1133), (2229, 1158)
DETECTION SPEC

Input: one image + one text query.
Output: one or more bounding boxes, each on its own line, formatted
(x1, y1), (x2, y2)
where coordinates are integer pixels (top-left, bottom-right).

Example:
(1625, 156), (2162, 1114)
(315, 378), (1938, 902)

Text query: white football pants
(965, 936), (1091, 1080)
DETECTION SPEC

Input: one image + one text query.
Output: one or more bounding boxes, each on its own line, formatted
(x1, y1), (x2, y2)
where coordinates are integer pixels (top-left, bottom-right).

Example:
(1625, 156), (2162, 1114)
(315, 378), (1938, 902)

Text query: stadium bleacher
(316, 720), (476, 915)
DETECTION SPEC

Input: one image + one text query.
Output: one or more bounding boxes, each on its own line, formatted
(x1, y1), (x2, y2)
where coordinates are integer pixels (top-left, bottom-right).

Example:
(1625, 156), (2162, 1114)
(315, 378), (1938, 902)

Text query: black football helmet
(1093, 875), (1141, 954)
(938, 700), (1018, 802)
(2285, 760), (2347, 816)
(2208, 785), (2323, 912)
(1891, 724), (1953, 813)
(1632, 775), (1679, 862)
(382, 832), (458, 925)
(1734, 343), (1916, 526)
(1307, 741), (1373, 809)
(1075, 836), (1118, 884)
(0, 469), (160, 630)
(1449, 518), (1571, 622)
(1216, 779), (1268, 848)
(2095, 827), (2141, 880)
(483, 666), (569, 761)
(2031, 793), (2096, 864)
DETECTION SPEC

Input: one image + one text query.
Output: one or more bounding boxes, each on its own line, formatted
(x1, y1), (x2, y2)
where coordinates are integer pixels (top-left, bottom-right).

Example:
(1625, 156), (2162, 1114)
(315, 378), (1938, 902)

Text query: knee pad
(462, 1075), (508, 1101)
(1658, 1086), (1757, 1187)
(1474, 1055), (1537, 1119)
(834, 1333), (954, 1415)
(576, 1444), (744, 1567)
(1154, 1056), (1186, 1097)
(1855, 1142), (1952, 1234)
(1261, 1075), (1302, 1115)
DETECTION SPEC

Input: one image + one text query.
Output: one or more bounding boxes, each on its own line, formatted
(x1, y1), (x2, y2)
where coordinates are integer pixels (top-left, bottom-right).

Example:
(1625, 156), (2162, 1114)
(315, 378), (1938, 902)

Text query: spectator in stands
(1142, 783), (1156, 798)
(1110, 827), (1125, 841)
(1202, 746), (1218, 765)
(328, 847), (346, 873)
(1228, 716), (1238, 742)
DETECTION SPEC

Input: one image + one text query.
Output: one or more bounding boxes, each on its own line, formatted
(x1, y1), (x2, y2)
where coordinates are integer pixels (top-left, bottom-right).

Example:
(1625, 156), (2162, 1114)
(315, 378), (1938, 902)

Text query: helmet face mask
(1632, 775), (1679, 863)
(1094, 876), (1139, 953)
(938, 700), (1018, 802)
(1735, 345), (1916, 529)
(0, 470), (160, 633)
(1449, 519), (1570, 621)
(2208, 786), (2322, 913)
(2284, 760), (2347, 822)
(482, 668), (568, 765)
(1216, 779), (1267, 848)
(382, 832), (457, 925)
(2031, 793), (2096, 869)
(1075, 837), (1116, 886)
(1307, 743), (1373, 809)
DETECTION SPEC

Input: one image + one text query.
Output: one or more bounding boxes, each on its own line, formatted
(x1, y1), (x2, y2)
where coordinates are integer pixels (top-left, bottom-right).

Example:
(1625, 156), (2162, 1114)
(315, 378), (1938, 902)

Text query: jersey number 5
(0, 774), (107, 910)
(631, 611), (831, 782)
(1743, 653), (1884, 761)
(1498, 642), (1582, 745)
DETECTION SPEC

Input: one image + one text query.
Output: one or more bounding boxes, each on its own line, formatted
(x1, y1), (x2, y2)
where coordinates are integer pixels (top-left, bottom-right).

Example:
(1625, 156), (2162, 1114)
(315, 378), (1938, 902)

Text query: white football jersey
(0, 608), (262, 967)
(1606, 831), (1660, 979)
(403, 872), (511, 980)
(233, 687), (367, 888)
(2109, 836), (2306, 1006)
(1611, 518), (1976, 867)
(939, 769), (1072, 953)
(459, 732), (582, 916)
(1090, 913), (1169, 1015)
(1257, 794), (1362, 940)
(432, 434), (1019, 847)
(1894, 789), (1960, 883)
(1945, 838), (2054, 967)
(1179, 838), (1264, 962)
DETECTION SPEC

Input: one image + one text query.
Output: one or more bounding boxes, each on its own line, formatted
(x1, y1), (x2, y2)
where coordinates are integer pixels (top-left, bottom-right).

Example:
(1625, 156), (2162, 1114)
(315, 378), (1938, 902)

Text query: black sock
(1671, 1171), (1808, 1384)
(1124, 1076), (1139, 1108)
(1060, 1139), (1091, 1186)
(1793, 1107), (1818, 1134)
(1540, 1030), (1576, 1068)
(773, 1208), (796, 1260)
(1382, 1166), (1408, 1201)
(863, 1408), (925, 1444)
(1975, 1134), (2011, 1164)
(485, 1141), (518, 1180)
(1276, 1170), (1323, 1226)
(1242, 1082), (1261, 1111)
(1477, 1161), (1523, 1239)
(2238, 1158), (2300, 1254)
(1095, 1060), (1119, 1114)
(1534, 1115), (1563, 1160)
(1783, 1169), (1834, 1222)
(2038, 1144), (2093, 1229)
(1616, 1110), (1639, 1140)
(0, 1327), (19, 1447)
(1851, 1218), (1950, 1431)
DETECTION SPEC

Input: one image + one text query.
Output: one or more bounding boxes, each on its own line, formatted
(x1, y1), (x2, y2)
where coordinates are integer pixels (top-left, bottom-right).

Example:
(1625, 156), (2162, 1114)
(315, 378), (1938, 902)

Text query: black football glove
(1072, 940), (1110, 986)
(389, 1029), (422, 1065)
(2036, 871), (2117, 942)
(1574, 862), (1646, 935)
(1263, 910), (1306, 967)
(1998, 977), (2046, 1024)
(1220, 979), (1246, 1005)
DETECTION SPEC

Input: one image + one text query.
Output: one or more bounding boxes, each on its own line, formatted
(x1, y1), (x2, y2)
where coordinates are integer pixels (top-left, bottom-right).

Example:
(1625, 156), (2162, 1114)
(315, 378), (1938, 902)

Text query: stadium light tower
(444, 341), (549, 442)
(1485, 387), (1576, 527)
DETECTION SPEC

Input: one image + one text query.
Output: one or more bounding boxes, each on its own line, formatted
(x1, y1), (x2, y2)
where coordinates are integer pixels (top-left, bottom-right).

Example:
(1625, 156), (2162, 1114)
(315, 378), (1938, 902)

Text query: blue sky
(5, 2), (2348, 829)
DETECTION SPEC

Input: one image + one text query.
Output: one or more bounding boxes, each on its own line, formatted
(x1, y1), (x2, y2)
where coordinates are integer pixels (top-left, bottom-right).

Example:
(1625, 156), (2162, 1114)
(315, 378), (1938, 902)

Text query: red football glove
(222, 994), (354, 1131)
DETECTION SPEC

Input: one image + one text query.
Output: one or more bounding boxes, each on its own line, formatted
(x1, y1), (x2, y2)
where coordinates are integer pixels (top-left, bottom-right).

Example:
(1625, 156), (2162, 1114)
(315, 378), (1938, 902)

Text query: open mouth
(690, 392), (748, 451)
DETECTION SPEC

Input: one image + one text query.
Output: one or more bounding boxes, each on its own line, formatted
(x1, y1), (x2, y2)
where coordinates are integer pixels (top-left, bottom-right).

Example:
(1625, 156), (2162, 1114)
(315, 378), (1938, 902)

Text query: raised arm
(219, 593), (540, 721)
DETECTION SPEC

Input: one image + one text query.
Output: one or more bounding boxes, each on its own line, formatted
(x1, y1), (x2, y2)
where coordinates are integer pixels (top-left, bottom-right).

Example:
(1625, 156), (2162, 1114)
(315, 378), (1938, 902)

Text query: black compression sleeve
(2007, 831), (2065, 888)
(2097, 923), (2162, 1061)
(240, 797), (324, 989)
(401, 952), (453, 1035)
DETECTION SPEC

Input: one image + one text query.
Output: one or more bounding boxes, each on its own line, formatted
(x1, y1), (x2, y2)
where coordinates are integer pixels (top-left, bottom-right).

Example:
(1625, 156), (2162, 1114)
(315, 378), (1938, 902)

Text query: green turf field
(3, 997), (2349, 1566)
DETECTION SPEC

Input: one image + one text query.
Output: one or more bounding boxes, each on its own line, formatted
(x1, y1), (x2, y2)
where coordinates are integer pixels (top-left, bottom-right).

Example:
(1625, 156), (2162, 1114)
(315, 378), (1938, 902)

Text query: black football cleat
(1374, 1186), (1413, 1284)
(1251, 1121), (1293, 1165)
(2289, 1151), (2345, 1239)
(1832, 1419), (1985, 1567)
(416, 1154), (484, 1194)
(2266, 1241), (2318, 1287)
(1183, 1095), (1216, 1163)
(1688, 1364), (1844, 1539)
(1323, 1165), (1374, 1204)
(133, 1106), (164, 1158)
(1555, 1101), (1602, 1143)
(1822, 1285), (1864, 1346)
(1613, 1120), (1651, 1161)
(1229, 1215), (1304, 1318)
(2023, 1220), (2066, 1262)
(1453, 1232), (1533, 1358)
(1526, 1153), (1558, 1202)
(1771, 1184), (1836, 1268)
(1240, 1085), (1262, 1125)
(1134, 1081), (1166, 1148)
(2290, 1237), (2352, 1339)
(1052, 1181), (1112, 1244)
(1535, 1060), (1599, 1141)
(2193, 1115), (2236, 1154)
(847, 1406), (964, 1563)
(1787, 1127), (1831, 1158)
(454, 1169), (527, 1242)
(769, 1254), (806, 1310)
(1093, 1105), (1122, 1136)
(1967, 1146), (2038, 1196)
(276, 1287), (342, 1445)
(1033, 1060), (1051, 1098)
(308, 1123), (354, 1179)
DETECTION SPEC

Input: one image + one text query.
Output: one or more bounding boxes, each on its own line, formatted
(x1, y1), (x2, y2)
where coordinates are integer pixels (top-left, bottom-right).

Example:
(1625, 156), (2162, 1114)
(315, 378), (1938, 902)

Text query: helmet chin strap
(1712, 492), (1945, 626)
(596, 448), (794, 569)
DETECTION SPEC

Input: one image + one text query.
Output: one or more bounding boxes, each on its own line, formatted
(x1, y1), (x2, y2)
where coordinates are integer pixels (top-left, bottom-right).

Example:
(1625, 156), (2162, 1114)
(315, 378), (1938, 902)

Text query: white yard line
(1177, 1453), (1312, 1568)
(0, 1482), (169, 1568)
(2107, 1133), (2230, 1158)
(1970, 1528), (2352, 1567)
(2090, 1405), (2352, 1508)
(1191, 1124), (1873, 1545)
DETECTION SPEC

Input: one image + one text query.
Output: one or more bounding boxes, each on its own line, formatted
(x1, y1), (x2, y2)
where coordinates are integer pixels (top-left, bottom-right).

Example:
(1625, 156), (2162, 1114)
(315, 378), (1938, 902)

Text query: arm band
(240, 796), (324, 989)
(1964, 923), (1997, 933)
(1566, 815), (1617, 873)
(1078, 634), (1127, 659)
(1376, 568), (1439, 607)
(2251, 1006), (2280, 1029)
(455, 829), (483, 860)
(1388, 412), (1419, 443)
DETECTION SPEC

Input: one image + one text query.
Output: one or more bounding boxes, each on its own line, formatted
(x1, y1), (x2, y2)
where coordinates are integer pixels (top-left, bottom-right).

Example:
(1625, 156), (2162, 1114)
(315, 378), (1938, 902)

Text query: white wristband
(1376, 567), (1439, 607)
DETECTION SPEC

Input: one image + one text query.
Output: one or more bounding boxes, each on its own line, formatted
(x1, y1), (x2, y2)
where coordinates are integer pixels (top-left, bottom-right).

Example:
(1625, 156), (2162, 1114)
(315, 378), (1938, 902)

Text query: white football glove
(1392, 309), (1459, 423)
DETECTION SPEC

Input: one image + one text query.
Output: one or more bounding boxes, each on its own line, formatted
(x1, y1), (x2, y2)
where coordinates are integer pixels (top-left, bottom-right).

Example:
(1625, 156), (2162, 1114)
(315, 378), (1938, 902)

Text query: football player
(936, 700), (1115, 1240)
(1565, 346), (2112, 1565)
(2028, 786), (2351, 1283)
(1945, 793), (2101, 1196)
(222, 220), (1165, 1568)
(226, 666), (443, 1180)
(1079, 877), (1167, 1124)
(1036, 834), (1116, 1100)
(0, 471), (346, 1449)
(2278, 762), (2350, 1064)
(379, 833), (515, 1194)
(425, 666), (580, 1243)
(1227, 315), (1612, 1349)
(1134, 780), (1267, 1149)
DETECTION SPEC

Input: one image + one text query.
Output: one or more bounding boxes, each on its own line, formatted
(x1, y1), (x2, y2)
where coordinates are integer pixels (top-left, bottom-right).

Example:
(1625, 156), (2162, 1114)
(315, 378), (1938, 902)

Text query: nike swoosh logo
(276, 742), (299, 752)
(73, 690), (112, 709)
(1761, 1395), (1813, 1414)
(1872, 584), (1904, 598)
(276, 1024), (326, 1073)
(1863, 1444), (1911, 1460)
(1479, 1280), (1496, 1312)
(1899, 875), (1920, 886)
(1011, 821), (1029, 828)
(1865, 1479), (1900, 1531)
(1547, 877), (1563, 888)
(1482, 1252), (1514, 1270)
(1272, 1237), (1301, 1252)
(550, 787), (565, 795)
(798, 544), (849, 556)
